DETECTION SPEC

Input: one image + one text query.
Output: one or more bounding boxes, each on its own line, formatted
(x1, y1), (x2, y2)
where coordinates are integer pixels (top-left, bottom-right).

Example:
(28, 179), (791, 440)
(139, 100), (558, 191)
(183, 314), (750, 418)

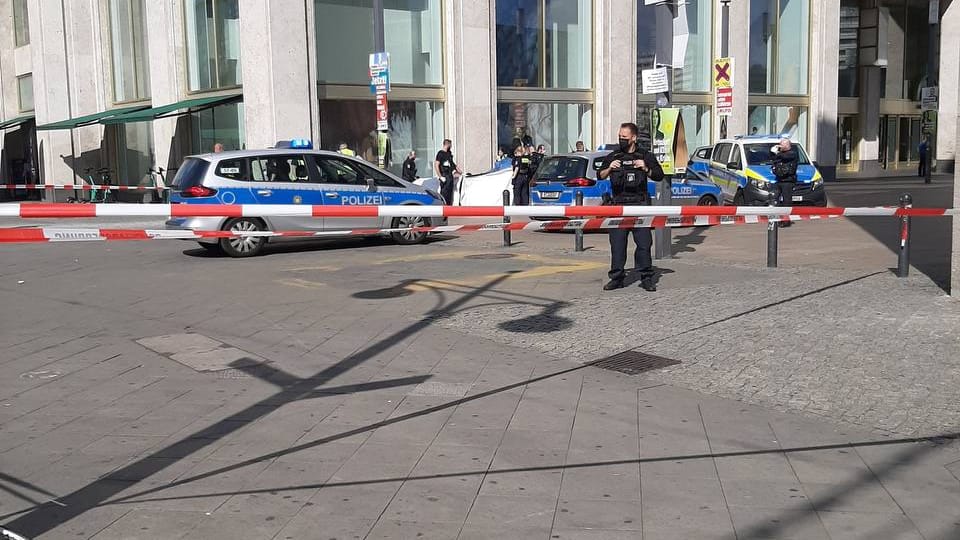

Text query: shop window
(185, 0), (242, 92)
(109, 0), (151, 103)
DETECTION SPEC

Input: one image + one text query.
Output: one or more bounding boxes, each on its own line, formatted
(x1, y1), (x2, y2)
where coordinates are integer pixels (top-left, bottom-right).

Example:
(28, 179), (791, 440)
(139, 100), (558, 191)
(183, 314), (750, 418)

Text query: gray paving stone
(553, 498), (642, 531)
(463, 494), (556, 530)
(720, 479), (812, 510)
(727, 507), (831, 540)
(816, 511), (925, 540)
(366, 519), (464, 540)
(557, 463), (641, 501)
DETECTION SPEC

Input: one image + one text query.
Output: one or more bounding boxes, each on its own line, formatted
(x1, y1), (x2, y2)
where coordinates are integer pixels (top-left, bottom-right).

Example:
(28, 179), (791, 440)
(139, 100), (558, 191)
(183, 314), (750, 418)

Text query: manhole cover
(464, 253), (516, 260)
(588, 351), (680, 376)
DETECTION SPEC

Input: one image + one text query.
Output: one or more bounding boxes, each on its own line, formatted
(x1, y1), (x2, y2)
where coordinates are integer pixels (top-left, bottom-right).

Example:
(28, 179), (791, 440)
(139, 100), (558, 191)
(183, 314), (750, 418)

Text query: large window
(13, 0), (29, 47)
(109, 0), (150, 103)
(838, 0), (859, 97)
(637, 0), (712, 93)
(191, 103), (245, 154)
(17, 74), (33, 112)
(496, 0), (592, 89)
(117, 123), (154, 187)
(749, 0), (809, 95)
(185, 0), (242, 92)
(496, 102), (592, 154)
(319, 99), (444, 175)
(315, 0), (443, 86)
(748, 105), (807, 145)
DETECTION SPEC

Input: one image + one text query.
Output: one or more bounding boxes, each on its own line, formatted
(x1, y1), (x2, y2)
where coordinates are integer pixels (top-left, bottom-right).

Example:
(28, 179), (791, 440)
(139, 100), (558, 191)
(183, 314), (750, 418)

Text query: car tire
(697, 195), (718, 206)
(198, 242), (224, 255)
(219, 218), (267, 257)
(733, 190), (745, 205)
(391, 215), (429, 245)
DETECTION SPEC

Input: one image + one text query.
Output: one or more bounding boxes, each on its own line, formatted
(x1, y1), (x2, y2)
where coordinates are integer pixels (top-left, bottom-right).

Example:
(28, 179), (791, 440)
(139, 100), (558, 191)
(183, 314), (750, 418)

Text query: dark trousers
(919, 156), (927, 177)
(512, 177), (529, 205)
(441, 173), (455, 204)
(775, 181), (796, 206)
(608, 227), (653, 282)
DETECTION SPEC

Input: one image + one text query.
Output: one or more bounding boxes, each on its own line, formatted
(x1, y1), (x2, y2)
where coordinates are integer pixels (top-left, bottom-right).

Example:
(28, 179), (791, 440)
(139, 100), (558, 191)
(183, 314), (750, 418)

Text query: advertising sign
(650, 108), (688, 176)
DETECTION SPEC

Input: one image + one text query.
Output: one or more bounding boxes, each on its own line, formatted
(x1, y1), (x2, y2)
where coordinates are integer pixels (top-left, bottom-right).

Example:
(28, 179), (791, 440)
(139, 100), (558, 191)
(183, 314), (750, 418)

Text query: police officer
(511, 145), (533, 205)
(434, 139), (461, 204)
(402, 150), (417, 182)
(598, 122), (664, 292)
(770, 137), (798, 227)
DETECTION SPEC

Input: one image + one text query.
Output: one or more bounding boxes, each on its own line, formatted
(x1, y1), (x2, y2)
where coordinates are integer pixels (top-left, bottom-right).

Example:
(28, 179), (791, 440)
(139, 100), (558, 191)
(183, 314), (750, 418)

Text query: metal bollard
(767, 193), (778, 268)
(654, 178), (673, 259)
(897, 193), (912, 277)
(502, 189), (512, 248)
(574, 190), (585, 252)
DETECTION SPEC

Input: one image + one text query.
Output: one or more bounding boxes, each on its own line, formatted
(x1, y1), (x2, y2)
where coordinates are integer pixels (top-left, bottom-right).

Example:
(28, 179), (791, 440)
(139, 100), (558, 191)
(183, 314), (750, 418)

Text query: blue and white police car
(165, 140), (446, 257)
(707, 135), (826, 206)
(529, 151), (723, 209)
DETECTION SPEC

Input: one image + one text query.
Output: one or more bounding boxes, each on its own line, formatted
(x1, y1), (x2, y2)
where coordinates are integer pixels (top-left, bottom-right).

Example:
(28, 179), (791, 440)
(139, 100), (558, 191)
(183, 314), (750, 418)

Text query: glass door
(837, 116), (858, 172)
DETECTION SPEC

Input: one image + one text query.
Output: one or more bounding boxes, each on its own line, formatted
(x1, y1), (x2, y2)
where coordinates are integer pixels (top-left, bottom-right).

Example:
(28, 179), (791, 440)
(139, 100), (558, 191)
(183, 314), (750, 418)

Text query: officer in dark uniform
(434, 139), (461, 204)
(511, 146), (533, 205)
(402, 150), (417, 182)
(598, 122), (665, 292)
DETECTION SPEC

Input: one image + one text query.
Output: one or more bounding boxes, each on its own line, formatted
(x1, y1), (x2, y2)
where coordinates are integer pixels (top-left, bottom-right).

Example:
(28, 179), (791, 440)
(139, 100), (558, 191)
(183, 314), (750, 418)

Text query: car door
(312, 155), (384, 230)
(248, 154), (325, 231)
(709, 143), (734, 199)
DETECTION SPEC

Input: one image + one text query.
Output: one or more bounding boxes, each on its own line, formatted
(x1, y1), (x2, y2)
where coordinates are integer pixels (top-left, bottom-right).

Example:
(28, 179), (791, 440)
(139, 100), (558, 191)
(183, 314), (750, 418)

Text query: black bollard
(897, 193), (912, 277)
(767, 192), (778, 268)
(502, 189), (511, 248)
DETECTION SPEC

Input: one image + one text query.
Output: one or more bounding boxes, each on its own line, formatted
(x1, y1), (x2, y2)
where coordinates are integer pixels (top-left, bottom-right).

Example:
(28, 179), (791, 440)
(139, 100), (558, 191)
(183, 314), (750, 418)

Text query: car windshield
(171, 158), (210, 189)
(744, 144), (811, 165)
(535, 156), (588, 181)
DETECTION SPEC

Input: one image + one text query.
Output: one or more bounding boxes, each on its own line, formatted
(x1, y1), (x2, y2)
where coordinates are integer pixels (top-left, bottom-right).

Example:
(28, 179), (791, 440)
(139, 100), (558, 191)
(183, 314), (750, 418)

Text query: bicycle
(142, 167), (167, 203)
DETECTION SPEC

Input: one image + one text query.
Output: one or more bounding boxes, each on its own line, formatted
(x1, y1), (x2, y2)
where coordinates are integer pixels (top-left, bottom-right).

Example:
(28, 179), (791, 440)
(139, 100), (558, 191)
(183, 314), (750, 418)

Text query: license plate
(792, 195), (803, 202)
(540, 192), (560, 200)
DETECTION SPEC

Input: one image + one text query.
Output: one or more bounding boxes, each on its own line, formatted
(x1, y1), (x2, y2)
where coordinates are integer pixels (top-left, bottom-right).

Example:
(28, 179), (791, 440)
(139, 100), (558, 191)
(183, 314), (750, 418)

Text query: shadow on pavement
(827, 179), (954, 293)
(182, 235), (454, 258)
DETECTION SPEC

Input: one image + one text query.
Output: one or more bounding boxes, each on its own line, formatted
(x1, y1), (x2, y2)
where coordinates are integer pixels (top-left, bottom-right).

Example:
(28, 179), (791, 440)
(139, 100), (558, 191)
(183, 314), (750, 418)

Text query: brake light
(181, 185), (217, 198)
(564, 177), (596, 187)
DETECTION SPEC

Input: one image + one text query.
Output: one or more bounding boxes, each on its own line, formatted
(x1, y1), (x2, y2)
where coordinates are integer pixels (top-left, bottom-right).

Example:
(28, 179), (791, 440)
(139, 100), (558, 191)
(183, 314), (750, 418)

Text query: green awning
(0, 113), (35, 130)
(36, 105), (149, 131)
(101, 93), (242, 125)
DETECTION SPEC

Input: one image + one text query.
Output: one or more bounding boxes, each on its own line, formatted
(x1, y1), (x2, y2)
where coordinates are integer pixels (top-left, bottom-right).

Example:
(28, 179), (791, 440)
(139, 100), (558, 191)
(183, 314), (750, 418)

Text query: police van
(165, 140), (446, 257)
(708, 135), (826, 206)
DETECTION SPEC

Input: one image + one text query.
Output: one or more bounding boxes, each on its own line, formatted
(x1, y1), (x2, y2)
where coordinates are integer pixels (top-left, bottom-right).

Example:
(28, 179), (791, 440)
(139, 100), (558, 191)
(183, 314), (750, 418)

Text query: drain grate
(464, 253), (516, 260)
(588, 350), (680, 376)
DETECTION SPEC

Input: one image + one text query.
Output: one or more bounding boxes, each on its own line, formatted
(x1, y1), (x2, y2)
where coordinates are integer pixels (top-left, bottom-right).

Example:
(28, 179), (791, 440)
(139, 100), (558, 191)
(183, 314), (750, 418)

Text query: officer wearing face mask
(598, 122), (665, 292)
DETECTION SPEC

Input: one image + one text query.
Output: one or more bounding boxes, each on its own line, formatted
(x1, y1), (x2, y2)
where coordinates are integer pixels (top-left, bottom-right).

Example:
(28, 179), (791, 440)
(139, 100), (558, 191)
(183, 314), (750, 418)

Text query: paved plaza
(0, 180), (958, 539)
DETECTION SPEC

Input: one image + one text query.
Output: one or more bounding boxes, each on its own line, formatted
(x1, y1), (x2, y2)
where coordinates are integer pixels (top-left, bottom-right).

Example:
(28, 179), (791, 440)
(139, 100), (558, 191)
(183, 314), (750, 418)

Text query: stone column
(714, 0), (749, 140)
(809, 0), (840, 180)
(594, 0), (636, 145)
(145, 0), (190, 171)
(938, 0), (959, 173)
(238, 0), (317, 150)
(29, 0), (76, 187)
(443, 0), (495, 175)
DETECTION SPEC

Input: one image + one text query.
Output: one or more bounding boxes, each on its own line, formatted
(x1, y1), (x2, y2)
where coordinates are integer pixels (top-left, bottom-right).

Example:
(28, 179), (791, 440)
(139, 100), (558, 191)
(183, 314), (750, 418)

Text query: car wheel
(697, 195), (718, 206)
(219, 218), (267, 257)
(198, 242), (224, 255)
(733, 190), (745, 205)
(391, 215), (429, 245)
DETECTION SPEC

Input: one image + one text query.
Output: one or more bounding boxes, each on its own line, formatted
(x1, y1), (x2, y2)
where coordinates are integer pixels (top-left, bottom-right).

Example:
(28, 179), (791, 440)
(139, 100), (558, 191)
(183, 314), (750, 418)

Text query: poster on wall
(650, 108), (688, 175)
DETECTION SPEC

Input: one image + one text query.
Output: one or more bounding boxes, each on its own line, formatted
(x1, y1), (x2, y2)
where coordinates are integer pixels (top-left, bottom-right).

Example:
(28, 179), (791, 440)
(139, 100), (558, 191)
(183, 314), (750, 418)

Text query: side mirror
(366, 178), (378, 192)
(727, 161), (740, 170)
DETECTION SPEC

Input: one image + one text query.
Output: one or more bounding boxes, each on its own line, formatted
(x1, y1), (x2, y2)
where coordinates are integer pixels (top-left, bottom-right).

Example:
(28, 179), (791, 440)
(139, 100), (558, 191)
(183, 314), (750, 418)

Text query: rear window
(171, 158), (210, 189)
(535, 156), (587, 181)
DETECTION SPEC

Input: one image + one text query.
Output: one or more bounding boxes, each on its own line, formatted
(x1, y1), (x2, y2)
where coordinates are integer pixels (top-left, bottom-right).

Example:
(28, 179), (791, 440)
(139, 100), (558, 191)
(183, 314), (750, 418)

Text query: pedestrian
(434, 139), (461, 204)
(337, 142), (356, 157)
(598, 122), (664, 292)
(402, 150), (417, 182)
(574, 140), (586, 152)
(511, 145), (533, 205)
(213, 142), (224, 153)
(918, 137), (929, 177)
(770, 137), (799, 227)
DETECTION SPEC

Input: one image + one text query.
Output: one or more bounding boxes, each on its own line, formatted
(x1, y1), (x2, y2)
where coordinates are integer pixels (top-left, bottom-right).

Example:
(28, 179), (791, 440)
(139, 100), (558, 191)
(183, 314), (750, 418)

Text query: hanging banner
(650, 108), (689, 176)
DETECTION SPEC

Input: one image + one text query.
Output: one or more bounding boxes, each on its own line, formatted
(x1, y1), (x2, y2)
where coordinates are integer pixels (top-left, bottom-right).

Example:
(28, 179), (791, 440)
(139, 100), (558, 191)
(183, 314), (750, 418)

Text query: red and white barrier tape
(1, 184), (167, 191)
(0, 203), (954, 219)
(0, 215), (834, 244)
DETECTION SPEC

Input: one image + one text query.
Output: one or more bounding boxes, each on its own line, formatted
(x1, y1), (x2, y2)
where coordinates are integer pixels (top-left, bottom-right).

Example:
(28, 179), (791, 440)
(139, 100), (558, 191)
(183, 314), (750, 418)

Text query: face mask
(618, 138), (632, 152)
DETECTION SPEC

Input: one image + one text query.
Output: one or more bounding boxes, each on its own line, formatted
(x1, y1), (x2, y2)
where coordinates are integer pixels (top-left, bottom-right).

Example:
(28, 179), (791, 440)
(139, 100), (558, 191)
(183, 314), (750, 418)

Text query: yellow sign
(713, 57), (734, 89)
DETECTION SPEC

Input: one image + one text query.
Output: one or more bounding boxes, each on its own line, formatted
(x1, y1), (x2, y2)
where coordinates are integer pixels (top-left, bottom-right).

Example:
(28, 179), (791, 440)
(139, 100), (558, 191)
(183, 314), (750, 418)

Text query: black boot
(603, 279), (624, 291)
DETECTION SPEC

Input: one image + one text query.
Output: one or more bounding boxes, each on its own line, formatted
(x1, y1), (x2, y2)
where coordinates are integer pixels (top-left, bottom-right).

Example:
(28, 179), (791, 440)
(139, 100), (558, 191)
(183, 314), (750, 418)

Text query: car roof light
(274, 139), (313, 149)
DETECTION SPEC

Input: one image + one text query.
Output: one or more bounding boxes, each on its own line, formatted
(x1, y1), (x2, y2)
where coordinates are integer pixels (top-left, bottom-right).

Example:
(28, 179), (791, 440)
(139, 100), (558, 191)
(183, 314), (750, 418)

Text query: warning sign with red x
(713, 57), (734, 89)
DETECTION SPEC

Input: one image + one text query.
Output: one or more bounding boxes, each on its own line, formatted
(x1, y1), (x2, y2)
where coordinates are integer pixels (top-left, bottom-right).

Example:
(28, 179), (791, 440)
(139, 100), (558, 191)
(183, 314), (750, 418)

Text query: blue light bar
(274, 139), (313, 149)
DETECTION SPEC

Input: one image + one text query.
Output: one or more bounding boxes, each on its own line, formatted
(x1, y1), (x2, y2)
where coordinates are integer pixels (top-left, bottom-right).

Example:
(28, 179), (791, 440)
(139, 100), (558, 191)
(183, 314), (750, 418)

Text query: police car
(165, 140), (446, 257)
(708, 135), (826, 206)
(687, 146), (713, 176)
(528, 151), (723, 208)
